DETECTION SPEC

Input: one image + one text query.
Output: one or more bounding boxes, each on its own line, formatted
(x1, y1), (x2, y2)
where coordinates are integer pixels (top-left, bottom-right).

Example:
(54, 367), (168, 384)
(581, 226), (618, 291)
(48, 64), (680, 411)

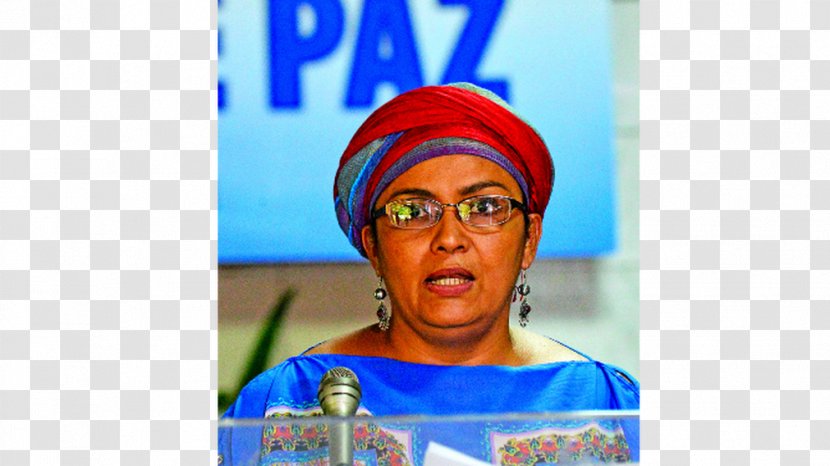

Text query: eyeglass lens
(386, 196), (515, 229)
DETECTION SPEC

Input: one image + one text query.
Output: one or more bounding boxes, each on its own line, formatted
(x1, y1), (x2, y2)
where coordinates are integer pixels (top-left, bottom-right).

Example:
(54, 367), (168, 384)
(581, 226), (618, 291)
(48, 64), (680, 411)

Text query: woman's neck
(381, 320), (525, 366)
(304, 322), (584, 366)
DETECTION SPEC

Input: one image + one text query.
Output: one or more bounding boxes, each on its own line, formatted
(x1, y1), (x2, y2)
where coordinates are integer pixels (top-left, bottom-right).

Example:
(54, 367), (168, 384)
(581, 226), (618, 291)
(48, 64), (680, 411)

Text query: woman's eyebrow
(385, 188), (434, 200)
(459, 181), (510, 196)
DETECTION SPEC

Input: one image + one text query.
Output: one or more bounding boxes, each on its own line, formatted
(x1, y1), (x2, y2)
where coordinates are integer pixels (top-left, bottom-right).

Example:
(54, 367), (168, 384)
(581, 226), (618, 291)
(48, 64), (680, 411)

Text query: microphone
(317, 367), (362, 466)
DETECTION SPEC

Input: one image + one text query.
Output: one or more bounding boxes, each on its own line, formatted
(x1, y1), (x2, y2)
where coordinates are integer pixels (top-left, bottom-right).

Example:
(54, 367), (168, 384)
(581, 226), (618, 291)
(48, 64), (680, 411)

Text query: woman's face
(361, 154), (542, 341)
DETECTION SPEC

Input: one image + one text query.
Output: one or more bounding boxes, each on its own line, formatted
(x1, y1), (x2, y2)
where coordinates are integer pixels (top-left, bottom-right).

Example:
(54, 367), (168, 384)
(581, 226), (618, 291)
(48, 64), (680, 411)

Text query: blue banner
(219, 0), (617, 262)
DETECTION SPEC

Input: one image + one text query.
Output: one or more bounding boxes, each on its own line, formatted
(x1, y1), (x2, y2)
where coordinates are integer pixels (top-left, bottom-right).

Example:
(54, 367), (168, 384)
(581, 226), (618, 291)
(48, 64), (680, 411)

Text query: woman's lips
(425, 268), (474, 296)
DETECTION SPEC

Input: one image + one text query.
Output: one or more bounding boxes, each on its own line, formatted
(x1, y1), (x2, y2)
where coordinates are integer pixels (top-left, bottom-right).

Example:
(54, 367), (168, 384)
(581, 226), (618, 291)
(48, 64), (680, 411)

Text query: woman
(220, 83), (639, 465)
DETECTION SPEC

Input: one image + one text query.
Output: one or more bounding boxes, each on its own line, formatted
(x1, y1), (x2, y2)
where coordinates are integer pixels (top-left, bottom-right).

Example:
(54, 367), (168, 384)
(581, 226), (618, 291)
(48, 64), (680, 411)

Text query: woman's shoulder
(511, 327), (590, 365)
(302, 325), (385, 357)
(232, 355), (311, 398)
(512, 330), (639, 398)
(224, 352), (345, 418)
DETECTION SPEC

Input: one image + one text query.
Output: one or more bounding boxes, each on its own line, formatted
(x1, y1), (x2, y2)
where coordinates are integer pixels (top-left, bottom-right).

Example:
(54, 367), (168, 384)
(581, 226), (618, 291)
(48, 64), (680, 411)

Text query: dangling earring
(516, 269), (531, 327)
(374, 277), (390, 331)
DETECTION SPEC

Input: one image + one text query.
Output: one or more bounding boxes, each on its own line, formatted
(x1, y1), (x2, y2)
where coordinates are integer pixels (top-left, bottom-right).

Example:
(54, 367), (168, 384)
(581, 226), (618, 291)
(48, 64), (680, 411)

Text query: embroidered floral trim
(496, 425), (631, 465)
(259, 408), (413, 465)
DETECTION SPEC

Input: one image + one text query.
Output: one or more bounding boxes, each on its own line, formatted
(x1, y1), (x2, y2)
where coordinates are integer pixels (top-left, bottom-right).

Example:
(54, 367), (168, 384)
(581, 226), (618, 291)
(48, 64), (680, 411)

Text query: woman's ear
(521, 213), (543, 270)
(361, 225), (381, 273)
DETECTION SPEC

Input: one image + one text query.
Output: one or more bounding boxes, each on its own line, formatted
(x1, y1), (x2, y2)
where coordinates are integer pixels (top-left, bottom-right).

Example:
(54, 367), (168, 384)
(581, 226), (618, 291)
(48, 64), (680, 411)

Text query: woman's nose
(430, 206), (470, 254)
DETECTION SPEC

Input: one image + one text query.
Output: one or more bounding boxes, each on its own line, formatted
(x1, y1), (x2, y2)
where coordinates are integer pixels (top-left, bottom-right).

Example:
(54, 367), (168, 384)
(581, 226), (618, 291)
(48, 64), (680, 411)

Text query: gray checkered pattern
(0, 1), (216, 464)
(641, 0), (829, 464)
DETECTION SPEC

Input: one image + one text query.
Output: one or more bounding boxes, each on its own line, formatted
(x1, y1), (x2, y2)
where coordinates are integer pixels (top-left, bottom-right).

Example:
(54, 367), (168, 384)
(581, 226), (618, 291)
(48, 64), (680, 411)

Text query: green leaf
(219, 288), (297, 414)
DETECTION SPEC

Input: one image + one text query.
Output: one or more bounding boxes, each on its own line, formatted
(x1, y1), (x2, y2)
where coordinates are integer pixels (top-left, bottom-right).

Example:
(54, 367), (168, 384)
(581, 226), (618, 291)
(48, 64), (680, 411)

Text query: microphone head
(317, 366), (362, 417)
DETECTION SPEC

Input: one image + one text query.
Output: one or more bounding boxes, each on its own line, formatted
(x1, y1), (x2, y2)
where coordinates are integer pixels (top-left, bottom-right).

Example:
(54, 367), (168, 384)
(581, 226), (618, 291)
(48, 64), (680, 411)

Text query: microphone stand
(317, 367), (362, 466)
(328, 419), (354, 466)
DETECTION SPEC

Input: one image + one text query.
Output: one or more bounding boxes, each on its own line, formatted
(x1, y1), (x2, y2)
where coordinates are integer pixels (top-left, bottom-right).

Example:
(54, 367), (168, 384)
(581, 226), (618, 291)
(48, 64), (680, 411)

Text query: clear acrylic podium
(218, 411), (639, 465)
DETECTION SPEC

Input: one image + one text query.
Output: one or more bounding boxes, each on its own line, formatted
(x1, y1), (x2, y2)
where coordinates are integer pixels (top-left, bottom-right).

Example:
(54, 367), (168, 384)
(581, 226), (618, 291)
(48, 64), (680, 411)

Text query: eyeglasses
(372, 194), (526, 230)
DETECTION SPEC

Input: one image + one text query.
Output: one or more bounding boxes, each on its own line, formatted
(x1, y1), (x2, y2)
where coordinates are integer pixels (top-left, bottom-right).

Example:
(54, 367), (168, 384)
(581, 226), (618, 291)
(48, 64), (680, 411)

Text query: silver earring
(374, 277), (390, 331)
(516, 269), (531, 327)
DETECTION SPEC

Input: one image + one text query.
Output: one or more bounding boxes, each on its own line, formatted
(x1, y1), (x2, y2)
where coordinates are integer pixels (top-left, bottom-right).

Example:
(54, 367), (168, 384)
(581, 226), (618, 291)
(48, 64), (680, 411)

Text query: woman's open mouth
(425, 268), (475, 296)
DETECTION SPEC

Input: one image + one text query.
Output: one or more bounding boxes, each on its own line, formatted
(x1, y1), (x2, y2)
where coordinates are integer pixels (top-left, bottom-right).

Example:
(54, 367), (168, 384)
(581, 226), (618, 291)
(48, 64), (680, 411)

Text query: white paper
(422, 442), (491, 466)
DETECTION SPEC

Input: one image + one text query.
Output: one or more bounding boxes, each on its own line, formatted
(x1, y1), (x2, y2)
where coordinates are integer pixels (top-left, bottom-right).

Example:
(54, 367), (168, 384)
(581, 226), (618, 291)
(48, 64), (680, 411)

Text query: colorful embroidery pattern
(353, 423), (411, 466)
(495, 425), (631, 465)
(258, 407), (413, 465)
(261, 419), (328, 455)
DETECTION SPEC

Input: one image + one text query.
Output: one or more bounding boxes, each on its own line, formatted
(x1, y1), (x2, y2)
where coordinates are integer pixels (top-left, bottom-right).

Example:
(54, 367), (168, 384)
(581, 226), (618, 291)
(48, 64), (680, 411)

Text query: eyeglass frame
(371, 194), (527, 230)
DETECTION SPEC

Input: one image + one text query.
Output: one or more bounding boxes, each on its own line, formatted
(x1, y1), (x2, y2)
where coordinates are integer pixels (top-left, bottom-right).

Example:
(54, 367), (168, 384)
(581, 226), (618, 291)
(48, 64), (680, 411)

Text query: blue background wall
(219, 0), (618, 262)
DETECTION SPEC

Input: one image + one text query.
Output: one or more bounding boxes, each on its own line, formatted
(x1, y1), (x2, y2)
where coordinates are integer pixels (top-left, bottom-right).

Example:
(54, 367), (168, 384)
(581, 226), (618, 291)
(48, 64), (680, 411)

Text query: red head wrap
(334, 83), (554, 257)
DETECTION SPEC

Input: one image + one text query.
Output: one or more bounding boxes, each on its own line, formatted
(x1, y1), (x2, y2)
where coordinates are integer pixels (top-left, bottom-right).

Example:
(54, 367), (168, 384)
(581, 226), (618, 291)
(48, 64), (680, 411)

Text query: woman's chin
(417, 311), (490, 334)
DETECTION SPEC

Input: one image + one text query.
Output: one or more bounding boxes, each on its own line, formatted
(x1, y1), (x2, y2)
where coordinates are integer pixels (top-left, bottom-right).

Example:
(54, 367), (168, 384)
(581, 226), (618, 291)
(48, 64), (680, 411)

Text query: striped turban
(334, 83), (554, 257)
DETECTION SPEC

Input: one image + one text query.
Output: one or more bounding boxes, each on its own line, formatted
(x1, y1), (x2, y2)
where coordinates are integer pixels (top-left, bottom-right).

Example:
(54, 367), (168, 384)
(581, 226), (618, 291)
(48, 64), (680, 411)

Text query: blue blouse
(220, 350), (639, 465)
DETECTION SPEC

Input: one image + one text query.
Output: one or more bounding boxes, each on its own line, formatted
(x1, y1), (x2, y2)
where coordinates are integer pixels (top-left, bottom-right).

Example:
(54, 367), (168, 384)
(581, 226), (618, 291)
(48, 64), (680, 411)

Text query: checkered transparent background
(640, 0), (830, 464)
(2, 0), (829, 465)
(0, 0), (217, 464)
